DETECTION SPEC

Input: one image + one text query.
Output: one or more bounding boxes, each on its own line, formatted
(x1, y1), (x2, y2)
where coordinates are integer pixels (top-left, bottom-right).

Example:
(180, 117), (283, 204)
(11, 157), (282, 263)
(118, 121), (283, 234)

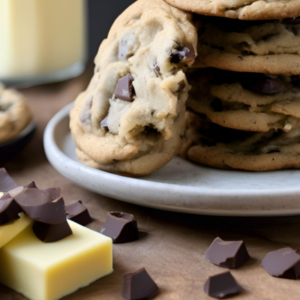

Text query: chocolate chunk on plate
(66, 201), (93, 226)
(204, 271), (243, 299)
(205, 237), (250, 269)
(101, 212), (139, 244)
(115, 74), (135, 102)
(122, 268), (159, 300)
(262, 247), (300, 279)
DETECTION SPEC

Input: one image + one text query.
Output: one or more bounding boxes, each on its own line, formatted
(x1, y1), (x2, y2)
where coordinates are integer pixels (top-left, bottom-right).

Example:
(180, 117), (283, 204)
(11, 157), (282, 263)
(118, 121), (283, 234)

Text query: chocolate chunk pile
(0, 168), (92, 243)
(203, 237), (300, 299)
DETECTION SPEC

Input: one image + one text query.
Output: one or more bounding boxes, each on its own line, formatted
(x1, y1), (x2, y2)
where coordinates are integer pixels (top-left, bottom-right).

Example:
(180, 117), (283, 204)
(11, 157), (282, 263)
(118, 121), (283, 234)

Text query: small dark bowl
(0, 121), (36, 163)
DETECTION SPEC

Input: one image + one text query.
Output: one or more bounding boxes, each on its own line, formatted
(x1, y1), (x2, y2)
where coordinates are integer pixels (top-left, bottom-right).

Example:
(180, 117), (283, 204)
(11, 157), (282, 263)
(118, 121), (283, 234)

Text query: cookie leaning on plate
(70, 0), (198, 176)
(165, 0), (300, 20)
(193, 17), (300, 75)
(187, 69), (300, 132)
(0, 85), (32, 144)
(182, 112), (300, 171)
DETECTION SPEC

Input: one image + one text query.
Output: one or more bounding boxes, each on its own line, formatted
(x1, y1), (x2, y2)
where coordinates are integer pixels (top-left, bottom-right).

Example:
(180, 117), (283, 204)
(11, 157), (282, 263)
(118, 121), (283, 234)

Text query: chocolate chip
(170, 44), (195, 64)
(262, 248), (300, 279)
(0, 198), (22, 225)
(210, 99), (224, 112)
(205, 237), (250, 269)
(119, 39), (129, 60)
(122, 268), (159, 300)
(204, 271), (243, 299)
(0, 168), (18, 192)
(66, 201), (93, 226)
(153, 60), (161, 77)
(33, 220), (72, 243)
(250, 78), (287, 94)
(101, 212), (139, 244)
(101, 116), (109, 132)
(281, 16), (300, 25)
(115, 74), (135, 102)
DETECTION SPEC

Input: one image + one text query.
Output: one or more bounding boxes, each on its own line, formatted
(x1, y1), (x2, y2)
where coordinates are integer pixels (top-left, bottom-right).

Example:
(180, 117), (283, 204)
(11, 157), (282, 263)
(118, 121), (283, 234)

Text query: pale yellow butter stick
(0, 213), (33, 248)
(0, 220), (113, 300)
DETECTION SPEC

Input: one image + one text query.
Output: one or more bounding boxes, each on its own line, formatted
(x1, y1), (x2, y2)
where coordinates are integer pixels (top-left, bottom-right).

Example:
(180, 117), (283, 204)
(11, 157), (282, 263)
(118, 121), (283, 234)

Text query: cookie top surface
(187, 69), (300, 132)
(0, 85), (32, 144)
(194, 18), (300, 75)
(165, 0), (300, 20)
(70, 0), (198, 176)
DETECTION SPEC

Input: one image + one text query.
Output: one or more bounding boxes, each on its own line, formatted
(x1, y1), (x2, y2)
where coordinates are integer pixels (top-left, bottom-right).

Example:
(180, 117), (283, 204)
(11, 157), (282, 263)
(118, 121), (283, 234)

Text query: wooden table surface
(1, 68), (300, 300)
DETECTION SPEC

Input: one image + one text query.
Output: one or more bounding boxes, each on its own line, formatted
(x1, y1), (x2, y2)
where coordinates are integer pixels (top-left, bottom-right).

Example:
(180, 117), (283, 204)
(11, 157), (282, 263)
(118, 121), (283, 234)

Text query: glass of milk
(0, 0), (87, 87)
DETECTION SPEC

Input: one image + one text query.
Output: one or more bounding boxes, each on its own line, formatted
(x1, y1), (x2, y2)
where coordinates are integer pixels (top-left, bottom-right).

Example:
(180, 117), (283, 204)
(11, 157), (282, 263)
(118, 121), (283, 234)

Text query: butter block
(0, 213), (33, 248)
(0, 220), (113, 300)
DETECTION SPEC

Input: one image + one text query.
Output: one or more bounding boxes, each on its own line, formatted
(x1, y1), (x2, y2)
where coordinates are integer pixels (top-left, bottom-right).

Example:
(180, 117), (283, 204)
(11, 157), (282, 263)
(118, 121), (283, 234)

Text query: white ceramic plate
(44, 103), (300, 216)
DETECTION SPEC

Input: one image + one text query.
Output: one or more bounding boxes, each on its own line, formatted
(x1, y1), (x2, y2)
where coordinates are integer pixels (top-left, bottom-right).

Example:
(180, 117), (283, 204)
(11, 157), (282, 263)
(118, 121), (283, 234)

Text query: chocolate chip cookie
(187, 69), (300, 132)
(194, 17), (300, 75)
(0, 85), (32, 144)
(165, 0), (300, 20)
(70, 0), (198, 176)
(182, 111), (300, 171)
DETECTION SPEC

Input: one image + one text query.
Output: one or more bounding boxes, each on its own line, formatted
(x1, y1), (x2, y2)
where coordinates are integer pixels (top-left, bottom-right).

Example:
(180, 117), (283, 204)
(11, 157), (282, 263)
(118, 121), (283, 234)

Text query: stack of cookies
(169, 0), (300, 171)
(70, 0), (300, 176)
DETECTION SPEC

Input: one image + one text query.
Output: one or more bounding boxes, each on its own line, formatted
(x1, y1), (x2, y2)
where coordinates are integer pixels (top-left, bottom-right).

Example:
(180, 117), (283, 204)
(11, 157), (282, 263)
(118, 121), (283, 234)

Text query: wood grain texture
(1, 67), (300, 300)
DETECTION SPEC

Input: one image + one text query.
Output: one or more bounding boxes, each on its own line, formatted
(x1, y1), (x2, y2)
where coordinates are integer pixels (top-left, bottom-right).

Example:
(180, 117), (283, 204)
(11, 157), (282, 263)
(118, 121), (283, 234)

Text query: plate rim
(44, 102), (300, 216)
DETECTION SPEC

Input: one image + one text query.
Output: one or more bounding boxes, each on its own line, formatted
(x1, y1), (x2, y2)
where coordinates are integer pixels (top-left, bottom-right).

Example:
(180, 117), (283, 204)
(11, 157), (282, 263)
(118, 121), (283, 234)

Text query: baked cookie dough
(0, 85), (32, 144)
(194, 17), (300, 75)
(165, 0), (300, 20)
(187, 69), (300, 132)
(70, 0), (198, 176)
(182, 112), (300, 171)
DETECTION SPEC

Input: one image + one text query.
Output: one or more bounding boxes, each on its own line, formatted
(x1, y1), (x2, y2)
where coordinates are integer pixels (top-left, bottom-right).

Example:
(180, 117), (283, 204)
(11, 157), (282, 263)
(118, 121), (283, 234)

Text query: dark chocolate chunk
(250, 78), (287, 94)
(281, 16), (300, 25)
(101, 212), (139, 243)
(210, 99), (224, 112)
(122, 268), (159, 300)
(0, 168), (18, 192)
(101, 116), (109, 132)
(24, 181), (37, 189)
(20, 196), (66, 225)
(153, 60), (161, 77)
(33, 220), (72, 243)
(66, 201), (93, 226)
(170, 44), (195, 64)
(0, 197), (22, 225)
(14, 187), (61, 207)
(262, 247), (300, 279)
(205, 237), (250, 269)
(115, 74), (135, 102)
(204, 271), (243, 299)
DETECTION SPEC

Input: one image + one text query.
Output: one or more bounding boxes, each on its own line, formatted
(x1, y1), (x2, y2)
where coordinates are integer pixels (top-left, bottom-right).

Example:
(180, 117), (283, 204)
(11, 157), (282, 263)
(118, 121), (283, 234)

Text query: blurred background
(88, 0), (135, 62)
(0, 0), (135, 87)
